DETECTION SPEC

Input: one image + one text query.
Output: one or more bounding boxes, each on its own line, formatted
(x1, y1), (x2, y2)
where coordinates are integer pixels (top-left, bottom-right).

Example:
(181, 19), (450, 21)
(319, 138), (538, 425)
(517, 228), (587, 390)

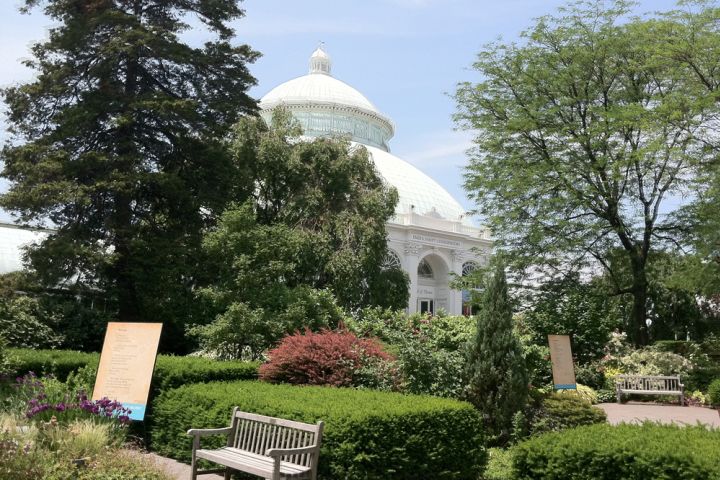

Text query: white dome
(259, 46), (470, 226)
(261, 74), (380, 115)
(361, 145), (467, 223)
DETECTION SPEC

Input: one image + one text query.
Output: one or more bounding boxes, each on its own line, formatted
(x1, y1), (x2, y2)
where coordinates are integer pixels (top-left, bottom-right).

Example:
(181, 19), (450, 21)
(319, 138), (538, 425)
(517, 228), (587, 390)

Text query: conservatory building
(260, 47), (492, 315)
(0, 46), (493, 315)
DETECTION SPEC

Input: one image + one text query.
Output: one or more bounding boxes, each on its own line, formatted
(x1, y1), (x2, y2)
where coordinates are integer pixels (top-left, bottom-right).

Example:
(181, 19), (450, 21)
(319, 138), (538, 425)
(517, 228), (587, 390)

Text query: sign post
(92, 322), (163, 421)
(548, 334), (576, 390)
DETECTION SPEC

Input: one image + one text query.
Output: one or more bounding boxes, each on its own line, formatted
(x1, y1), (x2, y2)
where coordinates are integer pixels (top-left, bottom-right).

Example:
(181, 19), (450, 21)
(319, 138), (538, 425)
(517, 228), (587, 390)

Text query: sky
(0, 0), (681, 224)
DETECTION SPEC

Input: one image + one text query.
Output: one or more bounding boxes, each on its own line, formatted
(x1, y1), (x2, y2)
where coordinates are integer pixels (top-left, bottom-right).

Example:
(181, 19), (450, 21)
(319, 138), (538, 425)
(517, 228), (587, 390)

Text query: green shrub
(0, 296), (63, 349)
(8, 349), (259, 394)
(346, 308), (475, 398)
(9, 348), (98, 381)
(688, 365), (720, 392)
(709, 379), (720, 406)
(596, 389), (616, 403)
(512, 392), (607, 440)
(574, 362), (605, 390)
(0, 335), (16, 379)
(513, 423), (720, 480)
(153, 355), (259, 393)
(652, 340), (695, 355)
(484, 448), (515, 480)
(531, 394), (606, 435)
(149, 380), (486, 479)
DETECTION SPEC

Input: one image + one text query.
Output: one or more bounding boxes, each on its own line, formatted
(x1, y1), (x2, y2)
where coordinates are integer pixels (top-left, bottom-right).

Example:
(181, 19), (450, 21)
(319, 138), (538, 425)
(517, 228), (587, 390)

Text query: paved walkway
(599, 402), (720, 427)
(126, 450), (224, 480)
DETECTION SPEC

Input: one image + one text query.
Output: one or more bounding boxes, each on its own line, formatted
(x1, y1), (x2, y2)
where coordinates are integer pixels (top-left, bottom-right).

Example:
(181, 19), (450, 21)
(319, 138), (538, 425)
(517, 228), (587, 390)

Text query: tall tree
(222, 110), (409, 312)
(191, 111), (409, 357)
(455, 0), (719, 346)
(464, 262), (527, 445)
(1, 0), (259, 343)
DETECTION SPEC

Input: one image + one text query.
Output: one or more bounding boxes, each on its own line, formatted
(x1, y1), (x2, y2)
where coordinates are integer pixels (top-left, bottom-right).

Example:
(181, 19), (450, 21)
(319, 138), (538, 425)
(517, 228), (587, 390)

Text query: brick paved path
(599, 402), (720, 427)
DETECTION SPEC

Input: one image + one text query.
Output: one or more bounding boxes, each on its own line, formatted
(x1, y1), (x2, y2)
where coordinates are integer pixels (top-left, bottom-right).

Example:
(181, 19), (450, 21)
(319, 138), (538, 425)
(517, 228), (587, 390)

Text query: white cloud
(395, 130), (474, 168)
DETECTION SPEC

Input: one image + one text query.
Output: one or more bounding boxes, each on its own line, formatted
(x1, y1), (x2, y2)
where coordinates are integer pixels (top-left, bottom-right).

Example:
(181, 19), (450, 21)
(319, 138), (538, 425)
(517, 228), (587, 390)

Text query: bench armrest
(266, 445), (318, 458)
(187, 427), (233, 438)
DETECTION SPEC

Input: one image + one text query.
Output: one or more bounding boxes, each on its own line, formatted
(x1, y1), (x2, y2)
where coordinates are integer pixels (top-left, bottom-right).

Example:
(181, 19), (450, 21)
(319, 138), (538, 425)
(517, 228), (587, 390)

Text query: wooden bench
(615, 375), (684, 405)
(187, 408), (324, 480)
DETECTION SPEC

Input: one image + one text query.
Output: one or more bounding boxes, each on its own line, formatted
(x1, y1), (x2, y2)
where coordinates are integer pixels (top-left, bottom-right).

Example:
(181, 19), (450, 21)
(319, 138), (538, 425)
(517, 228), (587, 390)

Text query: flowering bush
(259, 329), (398, 389)
(10, 373), (131, 427)
(599, 332), (696, 389)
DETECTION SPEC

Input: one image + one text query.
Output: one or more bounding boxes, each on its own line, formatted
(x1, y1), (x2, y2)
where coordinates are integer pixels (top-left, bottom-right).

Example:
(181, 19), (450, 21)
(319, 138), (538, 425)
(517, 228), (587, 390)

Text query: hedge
(8, 349), (259, 394)
(513, 423), (720, 480)
(149, 380), (486, 479)
(9, 348), (99, 380)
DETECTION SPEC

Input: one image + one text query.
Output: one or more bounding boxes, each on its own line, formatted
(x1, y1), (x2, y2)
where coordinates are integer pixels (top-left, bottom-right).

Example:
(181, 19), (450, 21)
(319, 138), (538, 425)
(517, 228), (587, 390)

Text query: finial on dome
(309, 43), (331, 75)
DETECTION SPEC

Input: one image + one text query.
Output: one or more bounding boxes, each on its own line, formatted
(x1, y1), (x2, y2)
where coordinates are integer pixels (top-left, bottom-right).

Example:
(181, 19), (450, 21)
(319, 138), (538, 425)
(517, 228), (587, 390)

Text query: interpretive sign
(93, 322), (163, 421)
(548, 334), (576, 390)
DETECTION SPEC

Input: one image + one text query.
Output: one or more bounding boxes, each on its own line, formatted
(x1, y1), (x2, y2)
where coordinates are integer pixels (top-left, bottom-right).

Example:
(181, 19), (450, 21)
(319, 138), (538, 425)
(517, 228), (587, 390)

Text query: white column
(450, 250), (464, 315)
(404, 242), (421, 313)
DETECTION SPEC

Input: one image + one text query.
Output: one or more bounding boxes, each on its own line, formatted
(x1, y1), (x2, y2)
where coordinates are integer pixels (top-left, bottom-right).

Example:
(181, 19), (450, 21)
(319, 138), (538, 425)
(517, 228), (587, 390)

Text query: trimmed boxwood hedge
(149, 380), (486, 479)
(8, 349), (259, 393)
(9, 348), (99, 380)
(513, 423), (720, 480)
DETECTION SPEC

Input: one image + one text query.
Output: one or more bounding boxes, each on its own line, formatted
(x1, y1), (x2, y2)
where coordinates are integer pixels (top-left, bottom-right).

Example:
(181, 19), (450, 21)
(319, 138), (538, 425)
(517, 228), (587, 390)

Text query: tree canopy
(455, 0), (720, 345)
(191, 111), (409, 358)
(1, 0), (259, 350)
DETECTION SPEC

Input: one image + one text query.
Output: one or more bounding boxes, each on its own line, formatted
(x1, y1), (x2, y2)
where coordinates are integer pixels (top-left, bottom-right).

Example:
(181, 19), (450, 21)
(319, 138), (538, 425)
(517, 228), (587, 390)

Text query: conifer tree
(1, 1), (259, 347)
(464, 262), (527, 443)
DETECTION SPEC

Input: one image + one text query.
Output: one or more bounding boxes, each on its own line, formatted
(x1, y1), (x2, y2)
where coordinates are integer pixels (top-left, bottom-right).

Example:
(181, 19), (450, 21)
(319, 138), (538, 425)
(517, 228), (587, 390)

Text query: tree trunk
(629, 256), (650, 346)
(114, 192), (140, 323)
(115, 8), (142, 323)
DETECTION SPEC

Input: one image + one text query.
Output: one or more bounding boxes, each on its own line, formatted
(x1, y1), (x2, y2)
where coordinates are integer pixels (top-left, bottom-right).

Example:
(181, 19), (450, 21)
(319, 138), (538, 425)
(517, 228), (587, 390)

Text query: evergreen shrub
(9, 348), (98, 381)
(465, 263), (527, 443)
(528, 394), (606, 435)
(513, 423), (720, 480)
(8, 349), (259, 393)
(708, 379), (720, 406)
(149, 380), (486, 479)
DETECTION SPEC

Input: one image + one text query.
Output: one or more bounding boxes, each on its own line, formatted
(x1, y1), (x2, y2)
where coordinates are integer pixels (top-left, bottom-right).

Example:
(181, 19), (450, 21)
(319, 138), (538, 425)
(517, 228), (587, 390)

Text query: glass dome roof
(259, 46), (468, 225)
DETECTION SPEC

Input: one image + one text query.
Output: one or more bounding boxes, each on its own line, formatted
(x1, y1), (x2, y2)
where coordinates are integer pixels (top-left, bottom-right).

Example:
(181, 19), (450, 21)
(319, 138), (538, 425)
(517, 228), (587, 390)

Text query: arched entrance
(416, 253), (450, 315)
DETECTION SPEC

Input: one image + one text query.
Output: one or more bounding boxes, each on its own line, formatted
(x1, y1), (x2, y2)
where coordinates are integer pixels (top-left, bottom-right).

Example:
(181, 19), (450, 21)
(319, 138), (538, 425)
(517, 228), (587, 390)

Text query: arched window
(462, 261), (478, 277)
(417, 258), (434, 279)
(382, 250), (402, 270)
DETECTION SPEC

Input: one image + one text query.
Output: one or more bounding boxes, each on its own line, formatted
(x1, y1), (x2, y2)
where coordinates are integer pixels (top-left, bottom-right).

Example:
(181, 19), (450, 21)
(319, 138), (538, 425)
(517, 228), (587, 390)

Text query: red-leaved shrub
(259, 329), (398, 389)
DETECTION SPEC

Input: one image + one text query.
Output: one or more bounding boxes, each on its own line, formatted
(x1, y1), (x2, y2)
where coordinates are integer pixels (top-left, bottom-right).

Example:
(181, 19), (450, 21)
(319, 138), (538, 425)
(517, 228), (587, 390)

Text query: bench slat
(235, 411), (319, 432)
(190, 409), (323, 480)
(615, 375), (684, 406)
(197, 448), (310, 477)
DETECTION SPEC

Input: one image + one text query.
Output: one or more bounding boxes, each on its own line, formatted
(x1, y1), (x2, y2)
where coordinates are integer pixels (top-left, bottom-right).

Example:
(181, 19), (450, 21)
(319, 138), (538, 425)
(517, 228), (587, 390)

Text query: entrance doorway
(418, 298), (434, 315)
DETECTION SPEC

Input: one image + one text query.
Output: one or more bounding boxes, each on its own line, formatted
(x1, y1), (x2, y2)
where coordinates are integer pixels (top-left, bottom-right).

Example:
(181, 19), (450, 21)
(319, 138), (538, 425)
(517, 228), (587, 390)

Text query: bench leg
(190, 436), (199, 480)
(616, 390), (621, 404)
(680, 392), (684, 406)
(224, 467), (231, 480)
